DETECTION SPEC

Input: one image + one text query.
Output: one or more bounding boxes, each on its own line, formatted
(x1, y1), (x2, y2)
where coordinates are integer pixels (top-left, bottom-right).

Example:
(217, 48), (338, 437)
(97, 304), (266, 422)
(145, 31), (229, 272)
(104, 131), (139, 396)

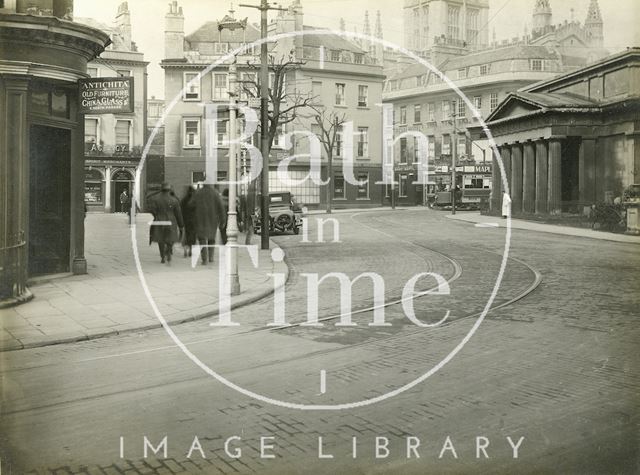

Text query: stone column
(579, 138), (596, 205)
(501, 145), (512, 196)
(510, 143), (523, 214)
(535, 141), (548, 213)
(72, 104), (87, 275)
(523, 142), (536, 213)
(490, 148), (503, 212)
(548, 138), (562, 215)
(105, 166), (112, 213)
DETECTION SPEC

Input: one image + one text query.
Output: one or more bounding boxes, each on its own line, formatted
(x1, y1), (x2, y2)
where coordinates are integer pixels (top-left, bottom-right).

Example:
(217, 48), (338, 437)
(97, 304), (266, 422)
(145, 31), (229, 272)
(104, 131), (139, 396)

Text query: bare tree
(311, 107), (347, 214)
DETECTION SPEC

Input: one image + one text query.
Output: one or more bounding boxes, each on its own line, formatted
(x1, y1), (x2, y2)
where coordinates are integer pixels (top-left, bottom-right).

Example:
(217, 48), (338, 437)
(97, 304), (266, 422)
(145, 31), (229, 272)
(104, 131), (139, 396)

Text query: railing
(0, 240), (28, 301)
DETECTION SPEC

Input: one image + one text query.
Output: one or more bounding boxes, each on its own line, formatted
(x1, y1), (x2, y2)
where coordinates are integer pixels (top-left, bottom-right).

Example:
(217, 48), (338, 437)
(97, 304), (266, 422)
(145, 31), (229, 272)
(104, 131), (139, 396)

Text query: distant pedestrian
(148, 182), (184, 264)
(193, 184), (225, 265)
(180, 185), (197, 257)
(502, 191), (512, 219)
(119, 189), (130, 214)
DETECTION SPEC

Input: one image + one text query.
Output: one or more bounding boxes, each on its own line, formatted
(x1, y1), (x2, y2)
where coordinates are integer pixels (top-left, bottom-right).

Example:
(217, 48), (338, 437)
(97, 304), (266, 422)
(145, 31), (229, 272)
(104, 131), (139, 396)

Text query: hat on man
(161, 182), (172, 191)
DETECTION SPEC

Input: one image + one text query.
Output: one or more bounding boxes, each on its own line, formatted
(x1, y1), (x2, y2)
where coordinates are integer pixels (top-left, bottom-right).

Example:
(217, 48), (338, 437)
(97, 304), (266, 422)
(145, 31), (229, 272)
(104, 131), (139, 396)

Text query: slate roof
(185, 20), (262, 44)
(301, 26), (367, 54)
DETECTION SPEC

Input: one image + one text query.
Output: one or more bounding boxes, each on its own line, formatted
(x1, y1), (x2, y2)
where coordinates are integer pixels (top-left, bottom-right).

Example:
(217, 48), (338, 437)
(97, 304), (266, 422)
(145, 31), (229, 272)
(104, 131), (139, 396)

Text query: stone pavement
(446, 210), (640, 244)
(0, 213), (287, 352)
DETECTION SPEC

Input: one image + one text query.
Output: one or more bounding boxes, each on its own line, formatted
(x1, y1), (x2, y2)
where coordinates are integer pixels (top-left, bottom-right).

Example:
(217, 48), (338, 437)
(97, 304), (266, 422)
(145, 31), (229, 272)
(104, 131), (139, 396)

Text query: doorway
(561, 137), (580, 211)
(29, 125), (71, 275)
(111, 169), (133, 213)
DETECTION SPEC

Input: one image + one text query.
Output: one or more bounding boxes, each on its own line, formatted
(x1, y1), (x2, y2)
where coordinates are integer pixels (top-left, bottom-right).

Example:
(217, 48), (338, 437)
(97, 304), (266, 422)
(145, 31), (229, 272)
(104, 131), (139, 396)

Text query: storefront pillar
(535, 141), (548, 213)
(104, 165), (112, 212)
(579, 138), (596, 204)
(523, 142), (536, 214)
(511, 143), (523, 214)
(548, 139), (562, 214)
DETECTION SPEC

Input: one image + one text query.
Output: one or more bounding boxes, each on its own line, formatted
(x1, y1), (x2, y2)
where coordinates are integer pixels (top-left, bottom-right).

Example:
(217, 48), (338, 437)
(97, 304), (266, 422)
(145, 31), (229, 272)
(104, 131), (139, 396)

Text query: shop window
(84, 169), (103, 204)
(31, 90), (49, 115)
(399, 175), (408, 197)
(184, 72), (201, 101)
(357, 172), (369, 199)
(183, 118), (201, 148)
(333, 173), (346, 199)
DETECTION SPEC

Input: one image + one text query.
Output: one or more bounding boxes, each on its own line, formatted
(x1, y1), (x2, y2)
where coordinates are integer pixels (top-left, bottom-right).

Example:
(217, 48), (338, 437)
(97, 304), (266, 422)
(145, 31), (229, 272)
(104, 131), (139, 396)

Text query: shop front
(0, 10), (110, 303)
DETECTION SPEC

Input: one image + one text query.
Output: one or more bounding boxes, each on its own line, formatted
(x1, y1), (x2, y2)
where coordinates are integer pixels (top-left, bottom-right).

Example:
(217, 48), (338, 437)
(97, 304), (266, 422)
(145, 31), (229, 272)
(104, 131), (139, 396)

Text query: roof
(301, 26), (367, 54)
(186, 20), (261, 44)
(484, 91), (600, 123)
(75, 17), (115, 34)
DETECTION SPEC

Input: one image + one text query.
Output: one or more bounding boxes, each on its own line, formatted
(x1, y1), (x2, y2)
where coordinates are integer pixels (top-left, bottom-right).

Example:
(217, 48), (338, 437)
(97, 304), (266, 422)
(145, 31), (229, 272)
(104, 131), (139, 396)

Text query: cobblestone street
(0, 209), (638, 474)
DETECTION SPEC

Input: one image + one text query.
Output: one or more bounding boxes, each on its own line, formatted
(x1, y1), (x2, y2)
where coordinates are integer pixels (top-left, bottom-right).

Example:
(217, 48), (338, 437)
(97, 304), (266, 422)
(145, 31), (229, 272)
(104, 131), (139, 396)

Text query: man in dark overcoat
(193, 184), (225, 264)
(148, 182), (184, 264)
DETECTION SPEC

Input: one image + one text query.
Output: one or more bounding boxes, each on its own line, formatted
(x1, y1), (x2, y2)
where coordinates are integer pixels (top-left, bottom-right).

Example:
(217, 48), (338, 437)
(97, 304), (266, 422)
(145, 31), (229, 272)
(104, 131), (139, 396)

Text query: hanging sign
(78, 77), (134, 114)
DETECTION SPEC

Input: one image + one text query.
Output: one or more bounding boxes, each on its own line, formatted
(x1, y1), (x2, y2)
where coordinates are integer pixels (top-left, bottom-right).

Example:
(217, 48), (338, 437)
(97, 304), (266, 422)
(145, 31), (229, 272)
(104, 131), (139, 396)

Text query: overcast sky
(75, 0), (640, 98)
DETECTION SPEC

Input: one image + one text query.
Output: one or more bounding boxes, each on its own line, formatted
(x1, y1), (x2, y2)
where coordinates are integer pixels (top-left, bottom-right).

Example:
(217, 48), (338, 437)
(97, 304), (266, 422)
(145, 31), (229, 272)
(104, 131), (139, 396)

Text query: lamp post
(451, 106), (457, 215)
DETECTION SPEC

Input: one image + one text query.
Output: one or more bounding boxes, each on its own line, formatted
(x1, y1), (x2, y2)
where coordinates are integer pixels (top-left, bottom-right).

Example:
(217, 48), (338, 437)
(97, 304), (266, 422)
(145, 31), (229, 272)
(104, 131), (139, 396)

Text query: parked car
(254, 192), (303, 235)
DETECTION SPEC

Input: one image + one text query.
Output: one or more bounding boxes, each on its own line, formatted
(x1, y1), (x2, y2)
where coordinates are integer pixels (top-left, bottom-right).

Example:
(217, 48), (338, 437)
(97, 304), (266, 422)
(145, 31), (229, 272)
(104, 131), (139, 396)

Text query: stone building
(473, 48), (640, 216)
(0, 0), (109, 303)
(161, 0), (384, 208)
(76, 2), (149, 213)
(383, 0), (608, 206)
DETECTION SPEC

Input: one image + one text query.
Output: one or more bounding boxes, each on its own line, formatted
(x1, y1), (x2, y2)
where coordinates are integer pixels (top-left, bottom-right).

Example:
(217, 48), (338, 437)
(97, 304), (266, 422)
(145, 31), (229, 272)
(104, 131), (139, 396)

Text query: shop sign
(474, 164), (491, 173)
(78, 77), (134, 114)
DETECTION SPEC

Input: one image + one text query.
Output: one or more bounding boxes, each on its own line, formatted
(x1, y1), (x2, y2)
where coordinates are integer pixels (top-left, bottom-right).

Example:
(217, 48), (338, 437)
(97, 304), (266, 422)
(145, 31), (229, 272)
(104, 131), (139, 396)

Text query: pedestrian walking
(119, 188), (130, 214)
(502, 191), (512, 219)
(180, 185), (197, 257)
(148, 182), (184, 264)
(193, 184), (225, 265)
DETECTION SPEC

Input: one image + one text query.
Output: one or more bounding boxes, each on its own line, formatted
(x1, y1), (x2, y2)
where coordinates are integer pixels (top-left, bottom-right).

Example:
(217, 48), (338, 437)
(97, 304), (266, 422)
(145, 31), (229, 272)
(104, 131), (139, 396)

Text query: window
(335, 83), (345, 105)
(531, 59), (543, 71)
(85, 118), (99, 149)
(414, 104), (421, 123)
(331, 50), (341, 62)
(115, 120), (131, 150)
(184, 72), (201, 100)
(357, 172), (369, 199)
(400, 106), (407, 124)
(399, 175), (408, 197)
(400, 137), (408, 163)
(442, 100), (451, 120)
(214, 42), (229, 54)
(473, 96), (482, 111)
(213, 73), (228, 100)
(458, 68), (467, 80)
(490, 93), (499, 111)
(334, 125), (343, 157)
(413, 136), (420, 162)
(240, 72), (256, 100)
(442, 134), (451, 155)
(357, 127), (369, 157)
(447, 5), (460, 40)
(87, 67), (98, 78)
(427, 103), (435, 122)
(457, 99), (465, 118)
(354, 53), (364, 64)
(480, 64), (490, 75)
(457, 136), (466, 158)
(192, 171), (206, 184)
(216, 119), (229, 146)
(466, 9), (479, 45)
(273, 123), (286, 149)
(312, 81), (322, 101)
(333, 173), (345, 199)
(183, 118), (201, 148)
(428, 136), (435, 158)
(117, 69), (131, 77)
(358, 85), (368, 107)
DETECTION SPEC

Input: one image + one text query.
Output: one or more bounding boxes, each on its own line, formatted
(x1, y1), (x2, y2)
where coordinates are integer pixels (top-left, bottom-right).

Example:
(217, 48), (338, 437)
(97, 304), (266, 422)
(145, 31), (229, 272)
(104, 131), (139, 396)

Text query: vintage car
(253, 192), (304, 235)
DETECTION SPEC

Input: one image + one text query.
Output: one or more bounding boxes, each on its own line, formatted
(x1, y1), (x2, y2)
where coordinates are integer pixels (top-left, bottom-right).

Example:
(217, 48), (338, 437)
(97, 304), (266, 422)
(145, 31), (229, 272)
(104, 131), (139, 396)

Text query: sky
(75, 0), (640, 99)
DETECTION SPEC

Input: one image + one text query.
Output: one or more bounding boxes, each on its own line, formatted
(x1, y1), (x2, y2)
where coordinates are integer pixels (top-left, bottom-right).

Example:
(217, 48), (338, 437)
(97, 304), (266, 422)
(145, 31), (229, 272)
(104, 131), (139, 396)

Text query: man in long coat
(148, 182), (184, 264)
(193, 184), (225, 264)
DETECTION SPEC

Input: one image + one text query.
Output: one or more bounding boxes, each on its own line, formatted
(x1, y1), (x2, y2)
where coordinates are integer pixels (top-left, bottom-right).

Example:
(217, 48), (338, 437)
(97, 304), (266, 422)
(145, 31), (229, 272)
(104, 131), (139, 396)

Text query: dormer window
(531, 59), (543, 71)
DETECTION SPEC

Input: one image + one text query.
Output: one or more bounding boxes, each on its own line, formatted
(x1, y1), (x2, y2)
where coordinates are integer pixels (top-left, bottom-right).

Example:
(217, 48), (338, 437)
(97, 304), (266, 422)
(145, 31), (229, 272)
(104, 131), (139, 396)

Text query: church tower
(532, 0), (552, 34)
(584, 0), (604, 48)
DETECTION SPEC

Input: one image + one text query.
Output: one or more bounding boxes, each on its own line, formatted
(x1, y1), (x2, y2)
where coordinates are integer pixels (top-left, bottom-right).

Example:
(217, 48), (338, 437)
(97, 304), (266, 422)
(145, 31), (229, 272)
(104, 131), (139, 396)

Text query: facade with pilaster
(474, 48), (640, 216)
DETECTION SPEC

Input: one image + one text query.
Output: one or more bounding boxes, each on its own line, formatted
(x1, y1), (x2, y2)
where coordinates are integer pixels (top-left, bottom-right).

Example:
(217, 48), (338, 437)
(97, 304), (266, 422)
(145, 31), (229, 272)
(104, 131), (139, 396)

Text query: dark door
(29, 125), (71, 275)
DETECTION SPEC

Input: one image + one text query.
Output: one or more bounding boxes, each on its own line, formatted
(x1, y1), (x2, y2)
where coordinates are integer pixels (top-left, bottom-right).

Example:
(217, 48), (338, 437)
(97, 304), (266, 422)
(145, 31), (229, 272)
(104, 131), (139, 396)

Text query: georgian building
(76, 2), (149, 213)
(383, 0), (608, 205)
(472, 48), (640, 216)
(161, 0), (384, 208)
(0, 0), (109, 303)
